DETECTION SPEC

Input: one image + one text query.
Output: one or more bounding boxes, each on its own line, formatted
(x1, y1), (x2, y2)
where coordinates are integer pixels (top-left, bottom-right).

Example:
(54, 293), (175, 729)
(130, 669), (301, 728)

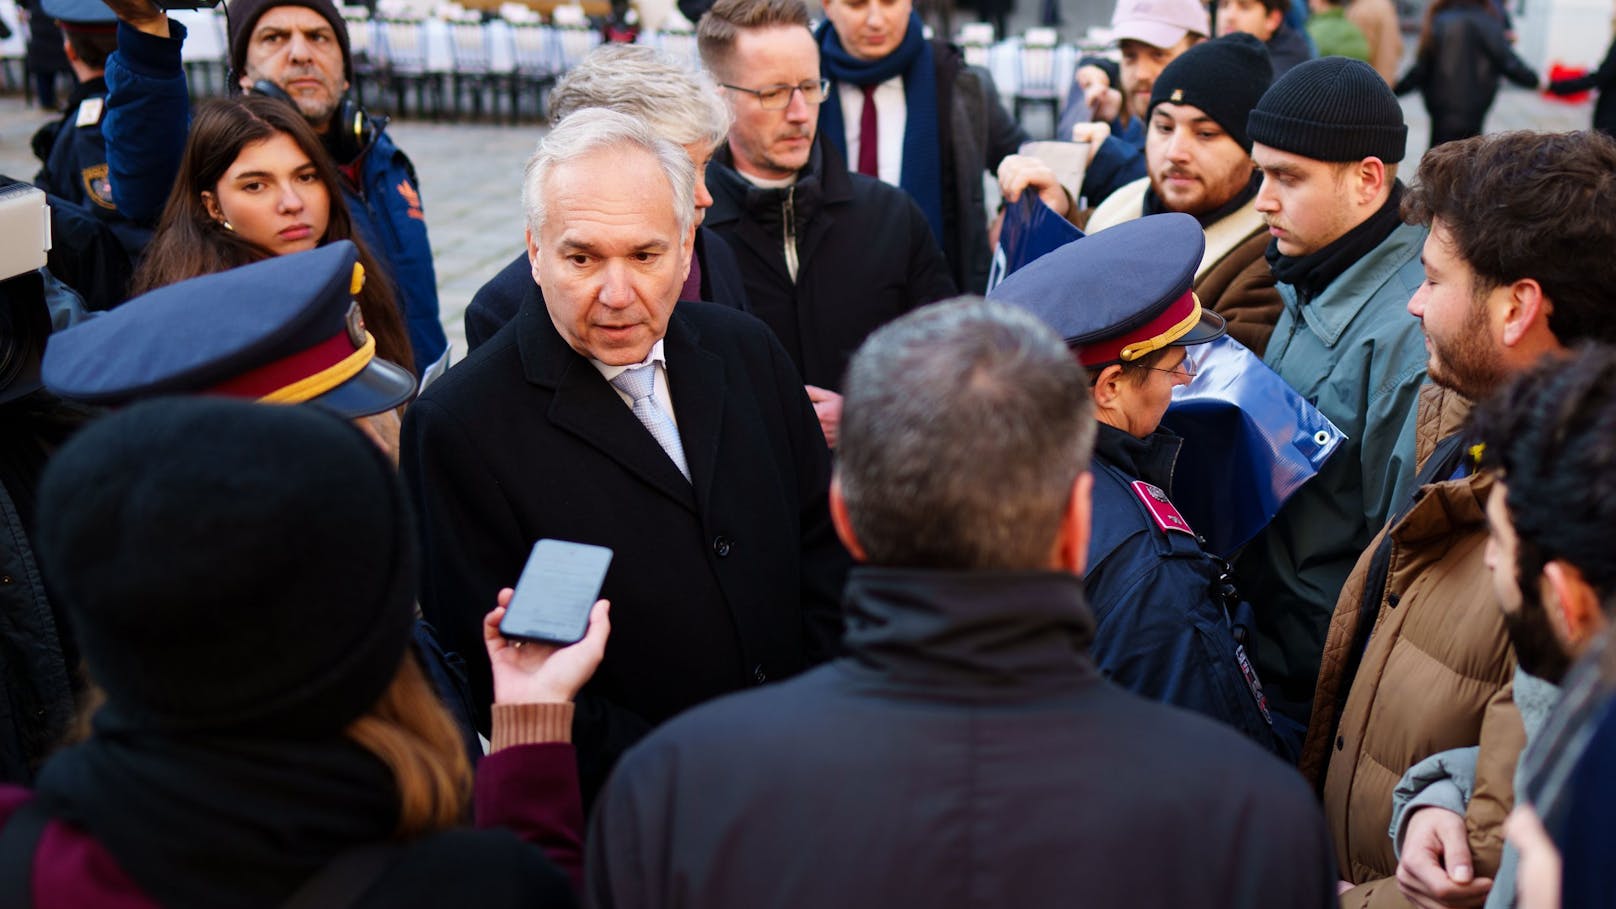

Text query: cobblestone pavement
(0, 84), (1597, 359)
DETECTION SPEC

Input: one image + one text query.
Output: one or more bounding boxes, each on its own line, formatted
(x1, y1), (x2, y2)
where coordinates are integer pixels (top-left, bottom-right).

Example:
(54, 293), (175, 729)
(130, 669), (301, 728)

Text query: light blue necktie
(610, 364), (691, 482)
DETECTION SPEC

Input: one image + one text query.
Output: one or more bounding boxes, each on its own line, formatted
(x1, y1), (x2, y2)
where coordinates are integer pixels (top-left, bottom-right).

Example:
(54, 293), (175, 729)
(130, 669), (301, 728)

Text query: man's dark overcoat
(401, 298), (848, 800)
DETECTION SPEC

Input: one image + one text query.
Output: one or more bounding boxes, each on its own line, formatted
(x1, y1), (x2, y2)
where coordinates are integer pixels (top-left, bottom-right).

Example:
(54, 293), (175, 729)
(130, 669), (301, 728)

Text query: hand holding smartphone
(499, 539), (614, 645)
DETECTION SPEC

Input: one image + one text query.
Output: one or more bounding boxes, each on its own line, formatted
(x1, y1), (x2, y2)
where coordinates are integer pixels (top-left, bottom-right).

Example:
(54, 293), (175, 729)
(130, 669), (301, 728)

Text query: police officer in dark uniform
(33, 0), (117, 213)
(991, 212), (1292, 759)
(30, 0), (146, 312)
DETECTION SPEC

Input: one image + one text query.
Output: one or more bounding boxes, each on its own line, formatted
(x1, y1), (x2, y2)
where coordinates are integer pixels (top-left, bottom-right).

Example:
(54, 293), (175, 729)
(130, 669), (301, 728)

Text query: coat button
(1336, 735), (1345, 751)
(1387, 593), (1401, 608)
(712, 536), (732, 557)
(0, 575), (11, 584)
(752, 664), (767, 684)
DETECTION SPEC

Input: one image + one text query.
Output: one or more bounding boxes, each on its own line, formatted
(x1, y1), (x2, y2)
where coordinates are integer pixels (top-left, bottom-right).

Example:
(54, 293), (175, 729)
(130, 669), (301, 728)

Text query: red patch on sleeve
(1130, 481), (1194, 536)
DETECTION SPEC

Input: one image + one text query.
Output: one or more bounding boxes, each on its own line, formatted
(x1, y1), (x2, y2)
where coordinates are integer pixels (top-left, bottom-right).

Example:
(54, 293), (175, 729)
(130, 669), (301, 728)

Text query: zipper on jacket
(782, 186), (799, 283)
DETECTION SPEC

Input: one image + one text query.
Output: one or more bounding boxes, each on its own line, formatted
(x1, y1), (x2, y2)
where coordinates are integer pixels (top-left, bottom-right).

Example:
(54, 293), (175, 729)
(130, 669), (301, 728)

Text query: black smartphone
(498, 539), (614, 646)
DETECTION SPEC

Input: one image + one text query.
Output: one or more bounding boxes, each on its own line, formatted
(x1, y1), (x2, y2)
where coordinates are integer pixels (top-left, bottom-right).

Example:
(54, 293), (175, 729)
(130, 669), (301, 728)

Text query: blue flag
(986, 194), (1083, 291)
(1161, 335), (1345, 556)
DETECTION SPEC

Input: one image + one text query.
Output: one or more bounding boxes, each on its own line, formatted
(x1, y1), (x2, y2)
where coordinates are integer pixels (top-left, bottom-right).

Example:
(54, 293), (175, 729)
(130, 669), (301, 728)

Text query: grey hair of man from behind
(548, 44), (732, 155)
(522, 108), (697, 241)
(838, 298), (1097, 571)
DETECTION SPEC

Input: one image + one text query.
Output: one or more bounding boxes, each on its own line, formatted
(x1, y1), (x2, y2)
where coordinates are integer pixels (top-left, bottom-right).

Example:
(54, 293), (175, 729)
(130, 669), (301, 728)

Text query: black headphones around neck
(250, 79), (380, 167)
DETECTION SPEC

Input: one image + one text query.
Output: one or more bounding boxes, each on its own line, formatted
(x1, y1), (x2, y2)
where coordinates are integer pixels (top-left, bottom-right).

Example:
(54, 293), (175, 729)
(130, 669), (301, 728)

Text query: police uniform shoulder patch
(81, 163), (116, 210)
(1130, 480), (1194, 536)
(75, 97), (104, 129)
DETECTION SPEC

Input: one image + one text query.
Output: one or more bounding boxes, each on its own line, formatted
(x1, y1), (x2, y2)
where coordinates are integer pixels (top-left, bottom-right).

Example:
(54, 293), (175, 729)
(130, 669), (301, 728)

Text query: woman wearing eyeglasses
(991, 213), (1293, 760)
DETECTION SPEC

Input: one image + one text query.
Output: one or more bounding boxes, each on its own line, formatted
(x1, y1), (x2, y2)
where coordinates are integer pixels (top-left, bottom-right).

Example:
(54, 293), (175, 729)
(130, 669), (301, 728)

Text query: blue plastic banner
(1160, 335), (1345, 557)
(986, 194), (1084, 292)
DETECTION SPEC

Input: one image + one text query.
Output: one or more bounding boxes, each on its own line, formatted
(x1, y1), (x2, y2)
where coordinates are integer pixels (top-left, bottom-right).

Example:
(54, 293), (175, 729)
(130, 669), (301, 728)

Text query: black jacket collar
(840, 567), (1099, 698)
(706, 137), (855, 229)
(1093, 423), (1182, 491)
(64, 76), (108, 113)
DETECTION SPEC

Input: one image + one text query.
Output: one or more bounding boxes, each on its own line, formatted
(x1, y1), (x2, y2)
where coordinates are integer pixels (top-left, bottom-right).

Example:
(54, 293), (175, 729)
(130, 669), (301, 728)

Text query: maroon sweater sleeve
(473, 743), (586, 893)
(0, 787), (158, 909)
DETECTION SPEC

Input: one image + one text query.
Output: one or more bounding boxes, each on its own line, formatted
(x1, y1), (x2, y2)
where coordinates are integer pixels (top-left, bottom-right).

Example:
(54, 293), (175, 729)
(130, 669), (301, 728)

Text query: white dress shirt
(838, 77), (906, 186)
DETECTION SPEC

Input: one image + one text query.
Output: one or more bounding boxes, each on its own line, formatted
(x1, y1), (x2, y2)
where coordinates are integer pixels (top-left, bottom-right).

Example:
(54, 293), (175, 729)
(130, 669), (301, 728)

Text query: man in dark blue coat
(588, 297), (1336, 909)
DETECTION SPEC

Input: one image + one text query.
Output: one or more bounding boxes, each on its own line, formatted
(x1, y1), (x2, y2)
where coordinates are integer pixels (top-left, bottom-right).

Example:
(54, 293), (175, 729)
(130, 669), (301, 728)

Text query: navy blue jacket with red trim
(1085, 423), (1291, 758)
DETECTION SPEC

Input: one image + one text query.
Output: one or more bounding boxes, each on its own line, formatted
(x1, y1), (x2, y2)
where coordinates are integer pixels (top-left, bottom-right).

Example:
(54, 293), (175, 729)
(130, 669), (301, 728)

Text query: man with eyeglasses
(696, 0), (954, 448)
(815, 0), (1025, 295)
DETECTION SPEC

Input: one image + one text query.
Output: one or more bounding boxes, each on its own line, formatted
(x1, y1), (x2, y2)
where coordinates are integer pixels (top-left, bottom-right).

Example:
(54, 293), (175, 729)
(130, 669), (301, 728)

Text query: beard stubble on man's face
(1504, 592), (1573, 684)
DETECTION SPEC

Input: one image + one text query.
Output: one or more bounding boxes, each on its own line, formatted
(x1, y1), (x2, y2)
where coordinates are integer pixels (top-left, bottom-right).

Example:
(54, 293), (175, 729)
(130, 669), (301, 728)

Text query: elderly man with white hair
(402, 108), (849, 806)
(463, 44), (749, 351)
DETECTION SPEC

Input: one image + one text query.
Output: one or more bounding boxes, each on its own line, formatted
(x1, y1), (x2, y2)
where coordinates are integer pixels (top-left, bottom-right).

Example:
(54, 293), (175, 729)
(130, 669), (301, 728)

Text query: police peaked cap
(988, 212), (1225, 367)
(42, 241), (416, 417)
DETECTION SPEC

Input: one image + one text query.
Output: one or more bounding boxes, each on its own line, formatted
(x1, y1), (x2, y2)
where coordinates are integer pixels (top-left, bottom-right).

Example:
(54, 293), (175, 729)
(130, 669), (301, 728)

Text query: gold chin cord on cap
(259, 333), (378, 405)
(1119, 293), (1204, 362)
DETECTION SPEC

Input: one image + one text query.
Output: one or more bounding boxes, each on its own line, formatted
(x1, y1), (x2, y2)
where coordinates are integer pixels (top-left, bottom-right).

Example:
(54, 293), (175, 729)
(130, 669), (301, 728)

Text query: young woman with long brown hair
(130, 95), (414, 373)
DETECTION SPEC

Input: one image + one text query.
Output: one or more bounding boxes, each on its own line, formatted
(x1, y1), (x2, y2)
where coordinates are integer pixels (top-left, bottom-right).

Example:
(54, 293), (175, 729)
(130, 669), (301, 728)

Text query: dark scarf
(33, 723), (400, 909)
(815, 15), (944, 245)
(1143, 170), (1261, 229)
(1266, 181), (1406, 303)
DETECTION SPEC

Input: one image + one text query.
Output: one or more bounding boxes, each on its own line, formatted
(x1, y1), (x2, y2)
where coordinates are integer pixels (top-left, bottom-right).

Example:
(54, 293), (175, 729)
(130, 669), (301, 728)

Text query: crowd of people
(3, 0), (1616, 904)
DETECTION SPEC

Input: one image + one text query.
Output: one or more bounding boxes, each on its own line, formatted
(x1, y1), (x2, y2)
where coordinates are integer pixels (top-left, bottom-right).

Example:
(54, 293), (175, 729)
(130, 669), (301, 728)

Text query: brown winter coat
(1302, 385), (1525, 908)
(1085, 177), (1283, 355)
(1346, 0), (1405, 85)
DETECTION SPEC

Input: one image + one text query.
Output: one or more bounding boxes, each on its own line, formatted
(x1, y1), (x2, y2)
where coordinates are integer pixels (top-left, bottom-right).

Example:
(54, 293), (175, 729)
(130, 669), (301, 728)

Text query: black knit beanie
(1148, 33), (1273, 153)
(36, 397), (416, 738)
(227, 0), (353, 85)
(1077, 55), (1121, 93)
(1247, 56), (1407, 163)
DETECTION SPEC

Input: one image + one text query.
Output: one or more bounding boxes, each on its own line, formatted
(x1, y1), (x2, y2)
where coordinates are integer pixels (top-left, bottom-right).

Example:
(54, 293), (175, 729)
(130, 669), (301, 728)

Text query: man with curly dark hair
(1306, 129), (1616, 908)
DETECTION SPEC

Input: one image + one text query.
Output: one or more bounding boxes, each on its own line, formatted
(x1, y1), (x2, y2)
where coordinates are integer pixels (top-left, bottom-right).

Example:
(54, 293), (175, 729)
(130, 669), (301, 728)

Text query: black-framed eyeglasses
(720, 78), (831, 110)
(1138, 356), (1197, 379)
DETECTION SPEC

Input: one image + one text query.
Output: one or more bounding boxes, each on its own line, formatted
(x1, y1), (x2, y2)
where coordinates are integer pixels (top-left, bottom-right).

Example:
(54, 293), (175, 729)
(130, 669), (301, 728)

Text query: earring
(220, 219), (235, 231)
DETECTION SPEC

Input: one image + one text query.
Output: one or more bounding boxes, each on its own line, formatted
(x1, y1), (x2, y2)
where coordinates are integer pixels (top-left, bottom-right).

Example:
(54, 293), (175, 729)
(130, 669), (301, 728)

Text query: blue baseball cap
(42, 0), (117, 26)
